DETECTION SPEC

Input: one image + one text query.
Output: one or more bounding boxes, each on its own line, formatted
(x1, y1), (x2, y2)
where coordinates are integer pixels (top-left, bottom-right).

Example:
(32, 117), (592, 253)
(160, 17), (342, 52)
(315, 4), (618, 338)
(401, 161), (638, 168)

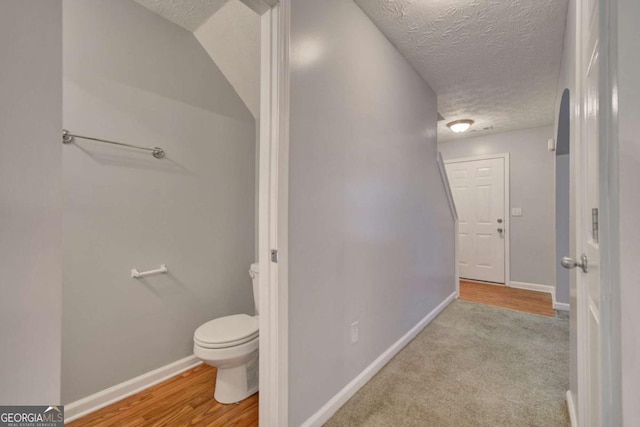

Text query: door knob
(561, 254), (588, 273)
(497, 228), (503, 233)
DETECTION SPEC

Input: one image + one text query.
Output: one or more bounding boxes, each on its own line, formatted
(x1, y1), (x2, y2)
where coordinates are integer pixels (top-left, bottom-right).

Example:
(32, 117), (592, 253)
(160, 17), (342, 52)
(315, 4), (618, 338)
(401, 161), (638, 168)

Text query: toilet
(193, 263), (260, 404)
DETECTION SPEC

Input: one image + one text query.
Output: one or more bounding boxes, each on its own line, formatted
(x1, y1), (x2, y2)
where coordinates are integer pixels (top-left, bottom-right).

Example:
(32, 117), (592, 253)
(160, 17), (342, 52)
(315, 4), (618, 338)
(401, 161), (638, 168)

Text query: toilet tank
(249, 263), (259, 316)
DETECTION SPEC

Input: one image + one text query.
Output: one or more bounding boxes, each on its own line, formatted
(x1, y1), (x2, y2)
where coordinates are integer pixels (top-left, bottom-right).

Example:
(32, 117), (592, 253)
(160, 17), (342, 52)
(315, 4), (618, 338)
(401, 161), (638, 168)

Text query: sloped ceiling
(134, 0), (260, 119)
(354, 0), (569, 141)
(195, 0), (261, 118)
(133, 0), (228, 31)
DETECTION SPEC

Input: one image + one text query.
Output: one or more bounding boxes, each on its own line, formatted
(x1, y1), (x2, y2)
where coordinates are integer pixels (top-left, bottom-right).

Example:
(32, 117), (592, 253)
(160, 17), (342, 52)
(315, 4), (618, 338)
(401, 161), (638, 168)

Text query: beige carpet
(324, 300), (570, 427)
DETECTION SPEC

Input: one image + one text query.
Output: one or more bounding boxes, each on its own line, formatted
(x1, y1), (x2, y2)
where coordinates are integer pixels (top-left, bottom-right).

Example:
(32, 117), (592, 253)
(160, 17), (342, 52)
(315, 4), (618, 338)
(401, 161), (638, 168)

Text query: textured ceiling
(354, 0), (568, 141)
(133, 0), (228, 31)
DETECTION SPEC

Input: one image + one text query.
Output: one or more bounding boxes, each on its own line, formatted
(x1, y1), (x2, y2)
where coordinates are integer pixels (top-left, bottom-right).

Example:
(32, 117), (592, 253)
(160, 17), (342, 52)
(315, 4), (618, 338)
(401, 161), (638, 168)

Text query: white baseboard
(300, 291), (457, 427)
(64, 355), (202, 423)
(463, 279), (506, 287)
(509, 281), (570, 312)
(566, 390), (577, 427)
(509, 281), (554, 294)
(550, 290), (570, 312)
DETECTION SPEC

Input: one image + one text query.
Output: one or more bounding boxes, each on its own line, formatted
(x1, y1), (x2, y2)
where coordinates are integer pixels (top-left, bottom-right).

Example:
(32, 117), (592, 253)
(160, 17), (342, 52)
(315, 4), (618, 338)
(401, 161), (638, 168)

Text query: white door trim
(598, 0), (622, 423)
(437, 153), (460, 296)
(258, 0), (289, 426)
(572, 0), (588, 422)
(444, 153), (511, 287)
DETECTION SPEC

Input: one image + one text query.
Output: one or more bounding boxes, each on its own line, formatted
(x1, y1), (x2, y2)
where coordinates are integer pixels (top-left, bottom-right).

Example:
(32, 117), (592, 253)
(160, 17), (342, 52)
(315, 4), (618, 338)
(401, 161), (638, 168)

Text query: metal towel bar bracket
(62, 129), (165, 159)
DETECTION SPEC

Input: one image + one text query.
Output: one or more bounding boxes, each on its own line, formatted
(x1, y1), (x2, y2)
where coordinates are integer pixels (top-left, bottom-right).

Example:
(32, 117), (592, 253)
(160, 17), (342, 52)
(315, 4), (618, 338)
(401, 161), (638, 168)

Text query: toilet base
(214, 354), (259, 404)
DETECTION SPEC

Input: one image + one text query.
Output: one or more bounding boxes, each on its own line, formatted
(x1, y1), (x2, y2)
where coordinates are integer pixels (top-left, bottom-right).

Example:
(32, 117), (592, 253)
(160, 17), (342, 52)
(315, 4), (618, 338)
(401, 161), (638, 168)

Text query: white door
(445, 157), (506, 283)
(567, 0), (602, 423)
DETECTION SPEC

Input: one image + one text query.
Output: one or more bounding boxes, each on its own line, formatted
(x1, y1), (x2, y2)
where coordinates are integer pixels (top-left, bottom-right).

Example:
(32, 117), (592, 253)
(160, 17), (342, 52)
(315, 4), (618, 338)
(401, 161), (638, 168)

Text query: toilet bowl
(193, 263), (260, 404)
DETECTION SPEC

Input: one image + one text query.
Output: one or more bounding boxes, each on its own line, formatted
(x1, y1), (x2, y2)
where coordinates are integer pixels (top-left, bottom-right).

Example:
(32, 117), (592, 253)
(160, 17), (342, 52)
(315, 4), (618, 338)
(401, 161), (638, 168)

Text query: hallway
(325, 300), (570, 426)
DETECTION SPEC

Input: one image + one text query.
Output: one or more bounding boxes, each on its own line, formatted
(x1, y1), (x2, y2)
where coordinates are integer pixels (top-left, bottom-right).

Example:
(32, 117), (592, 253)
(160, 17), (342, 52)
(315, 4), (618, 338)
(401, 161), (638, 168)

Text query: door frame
(250, 0), (290, 425)
(598, 0), (622, 423)
(444, 153), (511, 287)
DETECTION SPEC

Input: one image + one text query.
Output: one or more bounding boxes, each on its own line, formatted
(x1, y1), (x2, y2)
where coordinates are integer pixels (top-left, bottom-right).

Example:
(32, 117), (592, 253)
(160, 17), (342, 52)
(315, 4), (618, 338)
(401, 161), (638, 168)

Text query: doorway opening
(61, 1), (287, 426)
(442, 153), (559, 317)
(440, 130), (562, 317)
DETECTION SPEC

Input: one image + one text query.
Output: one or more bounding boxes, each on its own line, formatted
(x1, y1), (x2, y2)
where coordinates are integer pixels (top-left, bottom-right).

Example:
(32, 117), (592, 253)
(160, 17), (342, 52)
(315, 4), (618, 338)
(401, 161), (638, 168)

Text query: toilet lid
(194, 314), (259, 348)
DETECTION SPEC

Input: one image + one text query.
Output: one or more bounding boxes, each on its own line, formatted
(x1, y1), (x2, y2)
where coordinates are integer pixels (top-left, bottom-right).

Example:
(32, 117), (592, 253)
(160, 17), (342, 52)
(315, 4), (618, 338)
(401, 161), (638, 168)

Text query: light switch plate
(512, 208), (523, 217)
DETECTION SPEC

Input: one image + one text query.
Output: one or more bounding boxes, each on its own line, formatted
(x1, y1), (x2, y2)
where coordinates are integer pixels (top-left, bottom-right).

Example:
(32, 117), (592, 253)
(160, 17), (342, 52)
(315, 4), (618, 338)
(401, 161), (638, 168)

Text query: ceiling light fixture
(447, 119), (474, 133)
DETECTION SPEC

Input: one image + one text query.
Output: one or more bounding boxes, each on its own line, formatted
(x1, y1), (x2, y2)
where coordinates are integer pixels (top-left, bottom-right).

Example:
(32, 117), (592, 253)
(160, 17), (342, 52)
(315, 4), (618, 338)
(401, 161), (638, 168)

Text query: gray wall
(0, 0), (63, 405)
(288, 0), (455, 424)
(62, 0), (256, 403)
(618, 0), (640, 423)
(439, 126), (556, 288)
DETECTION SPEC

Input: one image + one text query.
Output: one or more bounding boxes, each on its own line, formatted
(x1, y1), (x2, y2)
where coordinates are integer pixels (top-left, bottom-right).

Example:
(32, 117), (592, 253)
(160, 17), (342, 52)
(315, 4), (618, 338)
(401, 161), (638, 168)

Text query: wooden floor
(459, 280), (556, 317)
(66, 365), (258, 427)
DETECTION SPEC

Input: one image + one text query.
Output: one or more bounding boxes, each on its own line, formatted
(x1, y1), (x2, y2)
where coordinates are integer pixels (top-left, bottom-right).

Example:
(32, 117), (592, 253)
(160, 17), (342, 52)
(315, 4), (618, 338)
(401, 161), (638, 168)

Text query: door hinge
(592, 208), (599, 243)
(271, 249), (279, 263)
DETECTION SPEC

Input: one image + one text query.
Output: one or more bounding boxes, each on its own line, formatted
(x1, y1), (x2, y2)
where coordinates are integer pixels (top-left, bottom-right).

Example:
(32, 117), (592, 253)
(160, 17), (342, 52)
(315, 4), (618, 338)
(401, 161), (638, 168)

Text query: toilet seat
(194, 314), (259, 349)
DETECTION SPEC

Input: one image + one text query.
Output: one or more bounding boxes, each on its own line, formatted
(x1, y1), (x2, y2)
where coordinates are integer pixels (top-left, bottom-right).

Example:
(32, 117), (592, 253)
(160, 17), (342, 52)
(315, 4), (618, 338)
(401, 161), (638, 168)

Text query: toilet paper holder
(131, 264), (168, 279)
